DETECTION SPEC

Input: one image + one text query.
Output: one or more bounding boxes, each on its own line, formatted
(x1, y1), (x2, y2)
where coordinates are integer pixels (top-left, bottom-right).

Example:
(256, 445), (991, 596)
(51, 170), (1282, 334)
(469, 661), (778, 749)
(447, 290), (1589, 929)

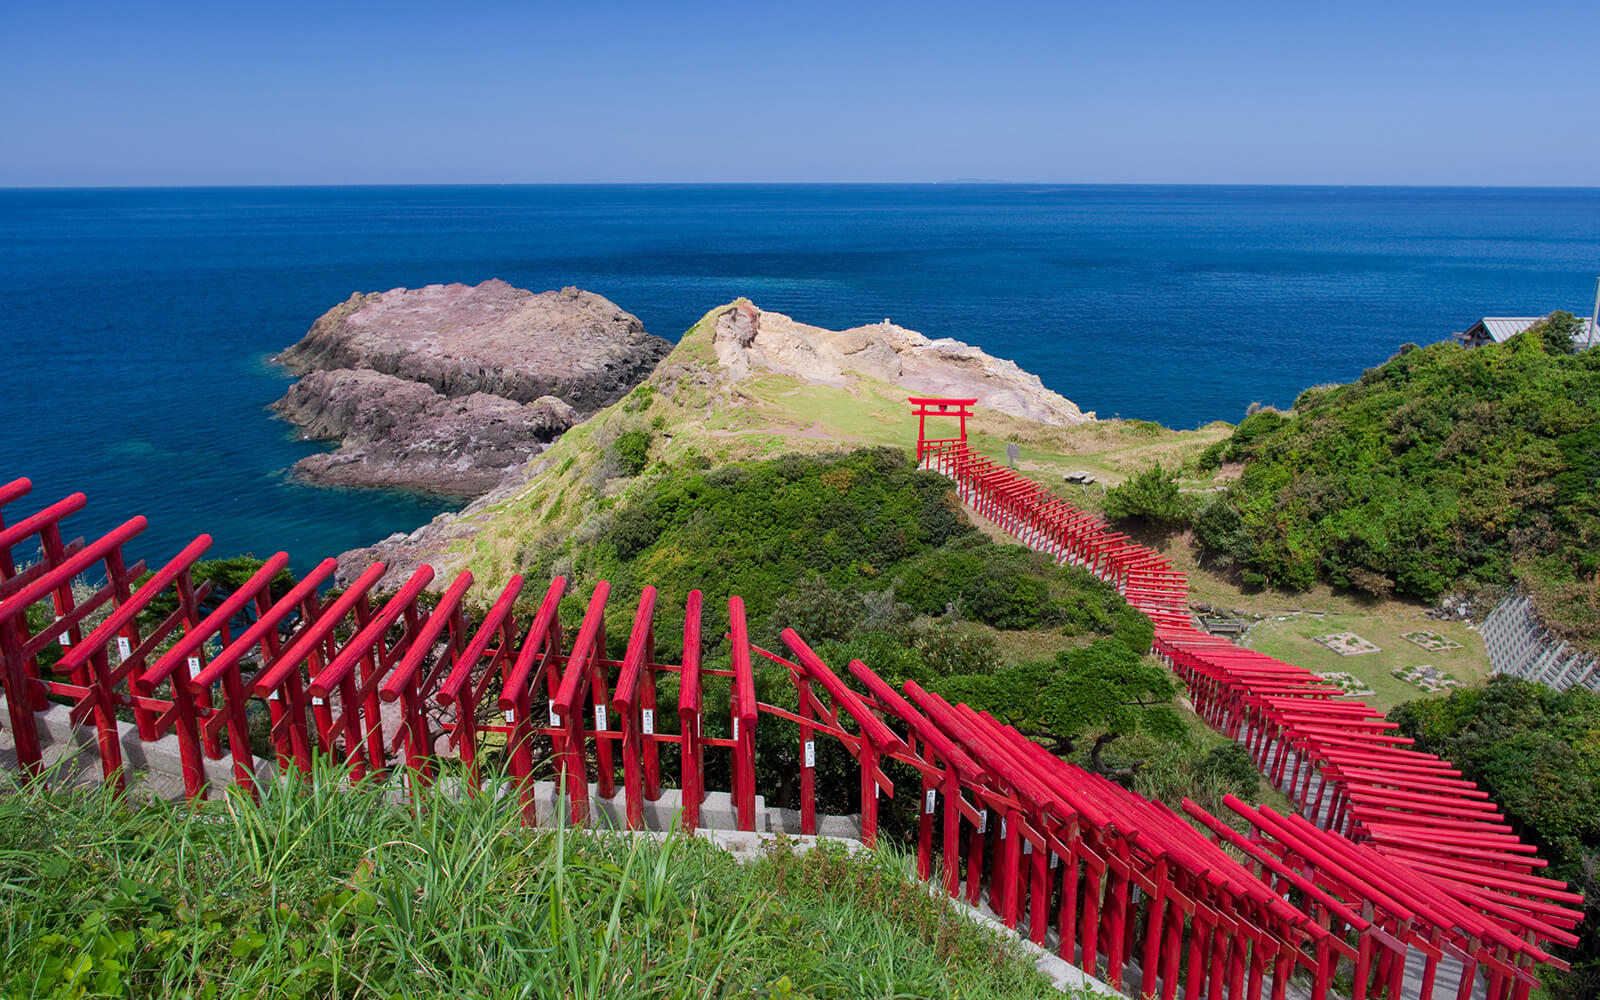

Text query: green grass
(1, 761), (1074, 1000)
(1243, 611), (1489, 712)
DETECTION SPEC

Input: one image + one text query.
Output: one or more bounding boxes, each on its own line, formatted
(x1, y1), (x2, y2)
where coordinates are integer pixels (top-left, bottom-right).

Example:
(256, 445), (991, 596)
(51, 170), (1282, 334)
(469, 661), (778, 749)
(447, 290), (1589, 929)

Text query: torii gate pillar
(908, 397), (977, 463)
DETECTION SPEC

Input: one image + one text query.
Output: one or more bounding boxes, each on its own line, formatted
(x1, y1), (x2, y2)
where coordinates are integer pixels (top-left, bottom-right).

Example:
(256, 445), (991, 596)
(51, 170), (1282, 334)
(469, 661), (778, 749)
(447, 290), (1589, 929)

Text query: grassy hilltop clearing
(435, 301), (1230, 588)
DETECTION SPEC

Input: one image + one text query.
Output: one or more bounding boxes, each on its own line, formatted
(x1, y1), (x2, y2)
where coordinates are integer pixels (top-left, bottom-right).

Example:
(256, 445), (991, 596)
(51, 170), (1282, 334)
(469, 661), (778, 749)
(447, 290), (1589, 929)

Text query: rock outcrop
(279, 281), (671, 414)
(273, 370), (578, 495)
(274, 280), (669, 494)
(710, 303), (1093, 425)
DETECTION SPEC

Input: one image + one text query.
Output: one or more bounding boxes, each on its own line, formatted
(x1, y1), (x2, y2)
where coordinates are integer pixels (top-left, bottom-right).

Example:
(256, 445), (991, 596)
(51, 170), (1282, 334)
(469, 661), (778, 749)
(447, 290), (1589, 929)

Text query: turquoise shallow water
(2, 184), (1597, 571)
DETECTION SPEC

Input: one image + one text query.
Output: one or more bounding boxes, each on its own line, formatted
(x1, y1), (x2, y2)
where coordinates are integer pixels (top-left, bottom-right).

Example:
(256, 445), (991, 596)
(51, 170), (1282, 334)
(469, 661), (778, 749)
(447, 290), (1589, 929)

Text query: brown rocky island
(273, 280), (672, 495)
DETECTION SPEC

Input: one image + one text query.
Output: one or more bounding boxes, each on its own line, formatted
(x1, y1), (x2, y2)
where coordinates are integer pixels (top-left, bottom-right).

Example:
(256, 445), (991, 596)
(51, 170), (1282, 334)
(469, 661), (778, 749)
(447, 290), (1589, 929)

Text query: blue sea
(2, 185), (1597, 573)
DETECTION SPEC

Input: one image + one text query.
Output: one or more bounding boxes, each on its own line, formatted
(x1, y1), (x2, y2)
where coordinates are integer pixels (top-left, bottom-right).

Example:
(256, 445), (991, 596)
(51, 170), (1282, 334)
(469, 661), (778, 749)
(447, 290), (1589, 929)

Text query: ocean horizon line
(6, 181), (1600, 193)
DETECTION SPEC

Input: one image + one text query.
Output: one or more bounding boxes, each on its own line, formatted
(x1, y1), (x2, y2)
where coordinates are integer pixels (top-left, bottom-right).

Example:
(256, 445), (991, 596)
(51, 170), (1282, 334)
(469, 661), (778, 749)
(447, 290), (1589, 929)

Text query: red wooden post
(102, 547), (158, 741)
(1160, 897), (1184, 1000)
(169, 572), (221, 766)
(1206, 922), (1228, 1000)
(1058, 846), (1081, 962)
(641, 627), (660, 802)
(254, 587), (292, 771)
(967, 806), (988, 906)
(588, 612), (614, 800)
(339, 590), (375, 780)
(554, 580), (611, 824)
(798, 675), (817, 835)
(677, 590), (704, 832)
(940, 769), (962, 896)
(1081, 860), (1103, 978)
(0, 616), (42, 778)
(42, 511), (88, 698)
(1106, 865), (1129, 989)
(614, 586), (658, 830)
(1028, 832), (1050, 945)
(730, 597), (757, 832)
(1142, 860), (1171, 998)
(1271, 948), (1292, 1000)
(915, 748), (935, 882)
(86, 634), (127, 792)
(1184, 913), (1210, 1000)
(998, 811), (1022, 927)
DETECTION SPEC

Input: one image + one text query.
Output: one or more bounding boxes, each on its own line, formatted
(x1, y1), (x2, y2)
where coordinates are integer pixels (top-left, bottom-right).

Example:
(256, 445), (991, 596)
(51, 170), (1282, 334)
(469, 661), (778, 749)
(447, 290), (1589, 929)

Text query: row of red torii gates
(910, 398), (1584, 999)
(0, 399), (1583, 1000)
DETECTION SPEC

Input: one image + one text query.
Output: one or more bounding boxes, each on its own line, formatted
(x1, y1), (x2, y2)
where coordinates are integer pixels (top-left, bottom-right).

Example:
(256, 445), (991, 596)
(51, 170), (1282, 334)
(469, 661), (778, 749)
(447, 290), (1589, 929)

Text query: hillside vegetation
(1183, 316), (1600, 643)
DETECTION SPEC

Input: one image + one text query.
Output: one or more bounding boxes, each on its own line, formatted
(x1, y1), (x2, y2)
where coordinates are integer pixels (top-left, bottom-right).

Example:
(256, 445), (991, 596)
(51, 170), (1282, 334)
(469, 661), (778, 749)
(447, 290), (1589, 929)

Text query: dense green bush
(769, 573), (864, 643)
(932, 637), (1183, 760)
(1103, 462), (1191, 527)
(1192, 317), (1600, 640)
(608, 428), (653, 477)
(549, 447), (1140, 644)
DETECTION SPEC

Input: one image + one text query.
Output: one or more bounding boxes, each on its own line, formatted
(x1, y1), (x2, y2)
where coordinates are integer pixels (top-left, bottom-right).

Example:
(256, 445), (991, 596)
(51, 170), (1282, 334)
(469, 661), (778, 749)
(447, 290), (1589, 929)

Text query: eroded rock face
(274, 280), (666, 495)
(278, 280), (671, 414)
(710, 304), (1093, 425)
(273, 369), (578, 495)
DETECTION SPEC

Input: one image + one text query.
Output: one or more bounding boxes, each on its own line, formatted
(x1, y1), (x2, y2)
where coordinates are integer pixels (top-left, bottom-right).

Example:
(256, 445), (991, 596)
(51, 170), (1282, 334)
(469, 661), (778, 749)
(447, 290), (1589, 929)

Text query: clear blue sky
(4, 0), (1597, 186)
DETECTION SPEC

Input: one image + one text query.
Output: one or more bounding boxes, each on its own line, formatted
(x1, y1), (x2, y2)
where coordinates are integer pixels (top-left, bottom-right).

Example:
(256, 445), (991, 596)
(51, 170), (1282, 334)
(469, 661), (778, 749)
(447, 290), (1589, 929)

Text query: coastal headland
(318, 295), (1139, 590)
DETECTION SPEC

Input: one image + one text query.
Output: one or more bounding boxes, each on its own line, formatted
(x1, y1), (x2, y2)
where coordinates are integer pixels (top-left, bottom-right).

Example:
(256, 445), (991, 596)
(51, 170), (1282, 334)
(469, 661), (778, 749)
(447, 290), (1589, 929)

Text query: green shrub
(1114, 731), (1260, 812)
(609, 429), (653, 477)
(620, 383), (656, 413)
(915, 619), (1002, 677)
(932, 638), (1180, 759)
(770, 575), (863, 643)
(1103, 462), (1191, 527)
(1193, 742), (1260, 793)
(1533, 311), (1583, 355)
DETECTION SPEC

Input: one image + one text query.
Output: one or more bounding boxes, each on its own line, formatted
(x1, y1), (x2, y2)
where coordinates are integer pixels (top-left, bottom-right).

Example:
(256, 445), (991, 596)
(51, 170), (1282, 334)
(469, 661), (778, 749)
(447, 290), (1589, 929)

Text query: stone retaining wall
(1481, 594), (1600, 694)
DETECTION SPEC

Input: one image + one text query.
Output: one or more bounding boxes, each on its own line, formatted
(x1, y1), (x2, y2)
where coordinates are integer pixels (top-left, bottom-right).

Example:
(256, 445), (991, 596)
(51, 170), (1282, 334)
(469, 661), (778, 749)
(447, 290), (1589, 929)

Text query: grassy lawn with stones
(1241, 612), (1489, 713)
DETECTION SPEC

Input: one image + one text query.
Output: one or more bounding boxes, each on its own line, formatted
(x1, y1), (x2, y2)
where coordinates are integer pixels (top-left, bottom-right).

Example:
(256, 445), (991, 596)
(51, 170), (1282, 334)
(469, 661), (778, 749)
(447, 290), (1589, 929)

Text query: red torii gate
(909, 396), (976, 464)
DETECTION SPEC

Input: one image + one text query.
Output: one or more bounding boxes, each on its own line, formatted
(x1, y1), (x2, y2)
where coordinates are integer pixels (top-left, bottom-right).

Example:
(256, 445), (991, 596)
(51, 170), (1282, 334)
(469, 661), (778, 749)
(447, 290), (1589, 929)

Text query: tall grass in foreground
(0, 763), (1071, 999)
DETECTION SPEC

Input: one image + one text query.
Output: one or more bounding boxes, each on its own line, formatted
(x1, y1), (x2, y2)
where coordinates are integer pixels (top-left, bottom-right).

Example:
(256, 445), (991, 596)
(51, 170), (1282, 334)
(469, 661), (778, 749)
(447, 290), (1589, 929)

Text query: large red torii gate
(909, 396), (976, 464)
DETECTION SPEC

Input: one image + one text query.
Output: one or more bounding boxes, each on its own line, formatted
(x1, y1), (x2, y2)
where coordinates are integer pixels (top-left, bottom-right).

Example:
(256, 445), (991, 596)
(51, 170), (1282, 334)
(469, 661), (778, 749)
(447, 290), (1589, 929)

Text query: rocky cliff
(712, 303), (1093, 426)
(273, 370), (579, 495)
(273, 280), (670, 494)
